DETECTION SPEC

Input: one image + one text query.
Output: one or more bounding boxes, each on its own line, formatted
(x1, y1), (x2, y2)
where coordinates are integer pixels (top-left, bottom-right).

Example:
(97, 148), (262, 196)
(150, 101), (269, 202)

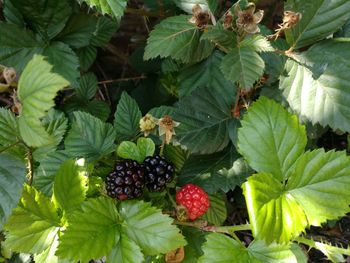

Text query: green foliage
(239, 98), (350, 244)
(0, 154), (25, 230)
(285, 0), (350, 49)
(65, 111), (116, 161)
(144, 15), (214, 63)
(52, 160), (88, 214)
(79, 0), (127, 19)
(117, 138), (155, 163)
(280, 39), (350, 132)
(238, 97), (306, 181)
(114, 92), (142, 142)
(4, 185), (61, 254)
(199, 233), (298, 262)
(174, 85), (235, 154)
(56, 197), (120, 262)
(17, 55), (69, 147)
(119, 200), (186, 255)
(2, 1), (350, 261)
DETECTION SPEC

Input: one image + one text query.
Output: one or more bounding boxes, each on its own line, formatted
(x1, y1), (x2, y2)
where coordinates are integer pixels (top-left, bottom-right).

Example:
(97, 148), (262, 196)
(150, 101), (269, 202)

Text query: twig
(97, 75), (147, 85)
(125, 7), (169, 18)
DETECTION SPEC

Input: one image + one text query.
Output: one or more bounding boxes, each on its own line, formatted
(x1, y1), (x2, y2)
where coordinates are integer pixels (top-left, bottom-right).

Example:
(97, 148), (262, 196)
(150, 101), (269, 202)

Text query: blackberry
(143, 155), (174, 192)
(105, 160), (145, 200)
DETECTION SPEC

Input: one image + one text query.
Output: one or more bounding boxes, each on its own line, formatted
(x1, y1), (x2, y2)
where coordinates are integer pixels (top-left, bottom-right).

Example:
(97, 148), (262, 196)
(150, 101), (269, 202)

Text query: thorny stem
(232, 86), (241, 118)
(159, 139), (165, 156)
(202, 224), (251, 234)
(26, 145), (34, 186)
(295, 236), (350, 256)
(125, 7), (169, 18)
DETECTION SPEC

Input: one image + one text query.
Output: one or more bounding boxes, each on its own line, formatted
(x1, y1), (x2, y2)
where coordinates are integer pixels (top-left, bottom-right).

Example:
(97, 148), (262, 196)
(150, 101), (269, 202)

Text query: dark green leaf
(106, 234), (144, 263)
(221, 46), (265, 89)
(80, 0), (127, 19)
(76, 45), (97, 71)
(114, 92), (142, 142)
(11, 0), (72, 40)
(91, 16), (119, 47)
(285, 0), (350, 49)
(174, 85), (235, 154)
(56, 13), (97, 49)
(177, 51), (233, 97)
(0, 154), (26, 230)
(43, 42), (80, 87)
(65, 111), (116, 161)
(144, 15), (214, 63)
(76, 73), (98, 101)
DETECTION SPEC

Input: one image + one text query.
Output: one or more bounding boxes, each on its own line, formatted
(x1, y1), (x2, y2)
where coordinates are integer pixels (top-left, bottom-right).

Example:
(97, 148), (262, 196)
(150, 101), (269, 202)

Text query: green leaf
(244, 149), (350, 243)
(240, 35), (274, 52)
(201, 194), (227, 226)
(0, 154), (25, 230)
(0, 108), (24, 157)
(221, 46), (265, 89)
(33, 109), (68, 161)
(4, 185), (60, 254)
(63, 99), (111, 121)
(177, 51), (233, 97)
(201, 24), (237, 52)
(178, 147), (237, 194)
(119, 200), (186, 255)
(76, 45), (97, 71)
(285, 0), (350, 49)
(91, 16), (119, 47)
(279, 39), (350, 132)
(286, 149), (350, 226)
(238, 97), (307, 181)
(199, 233), (297, 263)
(117, 141), (142, 163)
(76, 73), (98, 101)
(144, 15), (214, 63)
(0, 23), (44, 73)
(3, 0), (25, 27)
(34, 151), (71, 196)
(17, 55), (69, 147)
(80, 0), (127, 19)
(18, 55), (69, 120)
(181, 227), (206, 263)
(114, 92), (142, 142)
(174, 85), (235, 154)
(57, 197), (120, 263)
(137, 138), (156, 160)
(11, 0), (72, 40)
(17, 116), (54, 148)
(106, 234), (144, 263)
(53, 160), (87, 214)
(117, 138), (155, 163)
(56, 13), (97, 49)
(65, 111), (116, 161)
(43, 42), (80, 87)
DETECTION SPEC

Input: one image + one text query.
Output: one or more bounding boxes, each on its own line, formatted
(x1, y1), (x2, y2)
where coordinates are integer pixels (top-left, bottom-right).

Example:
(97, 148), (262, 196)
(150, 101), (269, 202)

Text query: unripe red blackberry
(105, 160), (145, 200)
(143, 155), (174, 192)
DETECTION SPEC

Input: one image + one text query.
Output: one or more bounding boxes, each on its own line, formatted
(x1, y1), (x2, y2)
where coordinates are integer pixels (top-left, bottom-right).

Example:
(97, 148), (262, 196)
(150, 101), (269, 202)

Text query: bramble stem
(295, 236), (350, 256)
(202, 224), (251, 234)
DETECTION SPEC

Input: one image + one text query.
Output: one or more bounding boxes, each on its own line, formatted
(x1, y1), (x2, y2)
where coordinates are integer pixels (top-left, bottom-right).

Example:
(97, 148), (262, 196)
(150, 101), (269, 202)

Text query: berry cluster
(176, 184), (210, 220)
(105, 155), (174, 200)
(143, 155), (175, 192)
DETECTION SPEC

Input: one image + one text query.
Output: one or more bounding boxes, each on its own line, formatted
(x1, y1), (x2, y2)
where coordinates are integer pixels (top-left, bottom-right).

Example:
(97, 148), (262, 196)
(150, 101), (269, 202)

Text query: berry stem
(201, 223), (251, 237)
(166, 189), (177, 208)
(159, 140), (165, 156)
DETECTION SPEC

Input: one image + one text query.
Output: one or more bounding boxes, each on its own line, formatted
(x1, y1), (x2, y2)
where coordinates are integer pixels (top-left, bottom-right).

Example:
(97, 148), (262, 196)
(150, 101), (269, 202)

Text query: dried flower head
(165, 247), (185, 263)
(139, 114), (158, 136)
(158, 115), (180, 144)
(235, 2), (264, 34)
(3, 67), (16, 84)
(189, 4), (211, 29)
(223, 11), (234, 29)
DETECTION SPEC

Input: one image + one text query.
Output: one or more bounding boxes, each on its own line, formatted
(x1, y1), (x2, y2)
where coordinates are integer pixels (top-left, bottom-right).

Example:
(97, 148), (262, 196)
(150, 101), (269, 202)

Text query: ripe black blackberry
(105, 160), (145, 200)
(143, 155), (175, 192)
